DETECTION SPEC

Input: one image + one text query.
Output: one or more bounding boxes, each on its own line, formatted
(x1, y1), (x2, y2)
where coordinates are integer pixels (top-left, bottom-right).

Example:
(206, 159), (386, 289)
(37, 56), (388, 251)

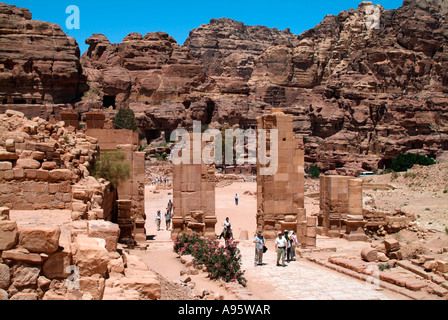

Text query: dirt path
(141, 183), (409, 300)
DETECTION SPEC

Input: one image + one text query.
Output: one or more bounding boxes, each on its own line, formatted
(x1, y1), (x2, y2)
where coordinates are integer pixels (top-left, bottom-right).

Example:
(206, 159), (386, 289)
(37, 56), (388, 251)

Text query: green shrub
(112, 108), (138, 132)
(390, 153), (436, 172)
(92, 150), (131, 189)
(174, 234), (247, 287)
(306, 164), (321, 179)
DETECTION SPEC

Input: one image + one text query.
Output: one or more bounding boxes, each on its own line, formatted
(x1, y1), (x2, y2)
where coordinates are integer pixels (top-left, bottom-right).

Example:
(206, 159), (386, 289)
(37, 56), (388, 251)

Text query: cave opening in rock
(144, 130), (164, 145)
(2, 99), (6, 105)
(13, 99), (26, 104)
(103, 95), (116, 109)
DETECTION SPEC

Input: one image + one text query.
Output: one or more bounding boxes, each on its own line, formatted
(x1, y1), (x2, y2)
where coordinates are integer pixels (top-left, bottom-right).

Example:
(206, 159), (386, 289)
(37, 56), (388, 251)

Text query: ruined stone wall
(0, 207), (161, 300)
(0, 110), (101, 211)
(85, 121), (146, 245)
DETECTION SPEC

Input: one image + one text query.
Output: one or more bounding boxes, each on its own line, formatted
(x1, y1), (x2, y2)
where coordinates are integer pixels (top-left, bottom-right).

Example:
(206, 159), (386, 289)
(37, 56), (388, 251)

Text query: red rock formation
(0, 3), (86, 105)
(1, 1), (447, 174)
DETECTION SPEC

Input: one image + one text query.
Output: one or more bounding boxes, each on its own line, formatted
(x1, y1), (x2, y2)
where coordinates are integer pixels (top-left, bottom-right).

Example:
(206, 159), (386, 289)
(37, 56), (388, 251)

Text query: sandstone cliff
(1, 1), (447, 174)
(0, 3), (86, 105)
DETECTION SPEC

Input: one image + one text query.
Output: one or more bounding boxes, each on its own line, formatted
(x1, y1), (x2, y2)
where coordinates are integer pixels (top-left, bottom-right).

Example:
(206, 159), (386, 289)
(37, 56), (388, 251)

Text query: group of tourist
(151, 176), (169, 185)
(155, 199), (173, 231)
(253, 229), (299, 267)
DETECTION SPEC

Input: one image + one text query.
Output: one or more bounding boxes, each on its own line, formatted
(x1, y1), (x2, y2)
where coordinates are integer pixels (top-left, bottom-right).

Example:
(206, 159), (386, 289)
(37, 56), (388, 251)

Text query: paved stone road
(239, 242), (390, 300)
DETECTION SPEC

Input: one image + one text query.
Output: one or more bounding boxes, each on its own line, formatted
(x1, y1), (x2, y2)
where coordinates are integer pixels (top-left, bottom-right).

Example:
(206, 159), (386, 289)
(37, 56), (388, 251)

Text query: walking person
(167, 199), (173, 215)
(289, 230), (298, 261)
(234, 194), (239, 206)
(253, 231), (266, 267)
(155, 210), (162, 231)
(284, 230), (292, 262)
(275, 232), (287, 267)
(165, 208), (172, 231)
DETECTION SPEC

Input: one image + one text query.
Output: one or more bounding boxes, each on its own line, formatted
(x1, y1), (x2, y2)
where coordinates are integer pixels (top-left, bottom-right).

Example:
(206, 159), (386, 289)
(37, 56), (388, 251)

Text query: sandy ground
(141, 181), (407, 300)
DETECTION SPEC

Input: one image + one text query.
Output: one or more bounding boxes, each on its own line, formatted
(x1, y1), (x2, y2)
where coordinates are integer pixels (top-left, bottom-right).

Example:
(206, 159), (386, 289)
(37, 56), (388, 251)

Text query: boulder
(118, 270), (161, 300)
(49, 169), (72, 182)
(72, 235), (109, 277)
(384, 238), (401, 253)
(0, 264), (10, 289)
(87, 220), (120, 252)
(42, 251), (72, 279)
(10, 264), (41, 289)
(18, 226), (61, 255)
(79, 274), (105, 300)
(0, 220), (18, 251)
(16, 159), (41, 169)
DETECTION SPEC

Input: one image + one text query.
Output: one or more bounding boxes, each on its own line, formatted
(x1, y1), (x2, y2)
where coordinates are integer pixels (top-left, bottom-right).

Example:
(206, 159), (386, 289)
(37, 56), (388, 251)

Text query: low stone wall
(0, 207), (161, 300)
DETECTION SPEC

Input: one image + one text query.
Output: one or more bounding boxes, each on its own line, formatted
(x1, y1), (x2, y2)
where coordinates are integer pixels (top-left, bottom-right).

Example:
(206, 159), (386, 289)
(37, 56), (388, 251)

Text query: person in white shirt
(155, 210), (162, 231)
(234, 194), (239, 206)
(218, 217), (234, 240)
(275, 232), (287, 267)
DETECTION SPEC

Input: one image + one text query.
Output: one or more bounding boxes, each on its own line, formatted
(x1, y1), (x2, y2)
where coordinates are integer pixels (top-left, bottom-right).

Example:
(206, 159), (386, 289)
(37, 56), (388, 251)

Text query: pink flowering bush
(173, 234), (247, 287)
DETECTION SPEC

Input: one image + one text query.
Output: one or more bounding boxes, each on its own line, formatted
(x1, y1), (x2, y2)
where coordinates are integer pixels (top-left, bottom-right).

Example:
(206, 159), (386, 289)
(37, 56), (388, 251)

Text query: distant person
(289, 230), (298, 261)
(253, 231), (266, 267)
(235, 194), (239, 206)
(165, 208), (172, 231)
(275, 232), (287, 267)
(167, 199), (173, 215)
(284, 230), (292, 262)
(155, 210), (162, 231)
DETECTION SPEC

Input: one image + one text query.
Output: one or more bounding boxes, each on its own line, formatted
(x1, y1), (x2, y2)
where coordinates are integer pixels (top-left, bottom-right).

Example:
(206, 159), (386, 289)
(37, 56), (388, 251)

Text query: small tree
(306, 164), (321, 179)
(92, 151), (131, 189)
(112, 108), (138, 132)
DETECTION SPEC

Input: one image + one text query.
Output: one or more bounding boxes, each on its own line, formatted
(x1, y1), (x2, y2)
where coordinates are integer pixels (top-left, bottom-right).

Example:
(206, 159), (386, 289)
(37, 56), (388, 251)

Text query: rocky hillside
(0, 3), (86, 105)
(1, 0), (448, 174)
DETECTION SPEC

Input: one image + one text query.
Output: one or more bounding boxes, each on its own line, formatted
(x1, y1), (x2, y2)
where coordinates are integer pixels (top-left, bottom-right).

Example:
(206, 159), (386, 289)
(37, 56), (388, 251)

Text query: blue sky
(5, 0), (403, 54)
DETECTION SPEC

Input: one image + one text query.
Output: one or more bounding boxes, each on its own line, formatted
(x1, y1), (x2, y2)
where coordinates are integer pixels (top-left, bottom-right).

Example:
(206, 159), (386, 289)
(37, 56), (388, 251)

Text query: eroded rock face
(1, 1), (448, 174)
(0, 3), (86, 105)
(246, 0), (448, 174)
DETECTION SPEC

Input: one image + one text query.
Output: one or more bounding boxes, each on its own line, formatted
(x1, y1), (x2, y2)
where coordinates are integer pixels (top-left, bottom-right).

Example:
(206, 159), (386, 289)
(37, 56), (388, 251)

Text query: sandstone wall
(0, 207), (161, 300)
(0, 110), (100, 211)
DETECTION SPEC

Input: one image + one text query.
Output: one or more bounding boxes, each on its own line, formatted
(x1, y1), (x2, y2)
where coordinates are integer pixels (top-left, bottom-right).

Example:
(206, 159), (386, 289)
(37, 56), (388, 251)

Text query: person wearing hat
(253, 231), (266, 267)
(275, 231), (287, 267)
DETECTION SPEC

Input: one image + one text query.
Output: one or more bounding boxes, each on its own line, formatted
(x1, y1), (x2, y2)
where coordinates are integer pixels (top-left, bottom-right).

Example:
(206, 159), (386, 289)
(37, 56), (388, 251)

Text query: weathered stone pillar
(171, 135), (216, 239)
(318, 175), (349, 238)
(256, 109), (308, 242)
(344, 178), (367, 241)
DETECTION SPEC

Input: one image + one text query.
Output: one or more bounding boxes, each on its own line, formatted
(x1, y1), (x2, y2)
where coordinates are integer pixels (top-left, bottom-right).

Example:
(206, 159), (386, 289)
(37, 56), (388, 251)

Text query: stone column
(256, 109), (307, 240)
(172, 135), (216, 239)
(344, 178), (367, 241)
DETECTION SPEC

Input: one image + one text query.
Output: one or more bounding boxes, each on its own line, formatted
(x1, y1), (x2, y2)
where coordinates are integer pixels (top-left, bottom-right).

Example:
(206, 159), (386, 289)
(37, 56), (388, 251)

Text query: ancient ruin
(171, 137), (217, 239)
(256, 109), (316, 247)
(318, 175), (367, 241)
(0, 0), (447, 302)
